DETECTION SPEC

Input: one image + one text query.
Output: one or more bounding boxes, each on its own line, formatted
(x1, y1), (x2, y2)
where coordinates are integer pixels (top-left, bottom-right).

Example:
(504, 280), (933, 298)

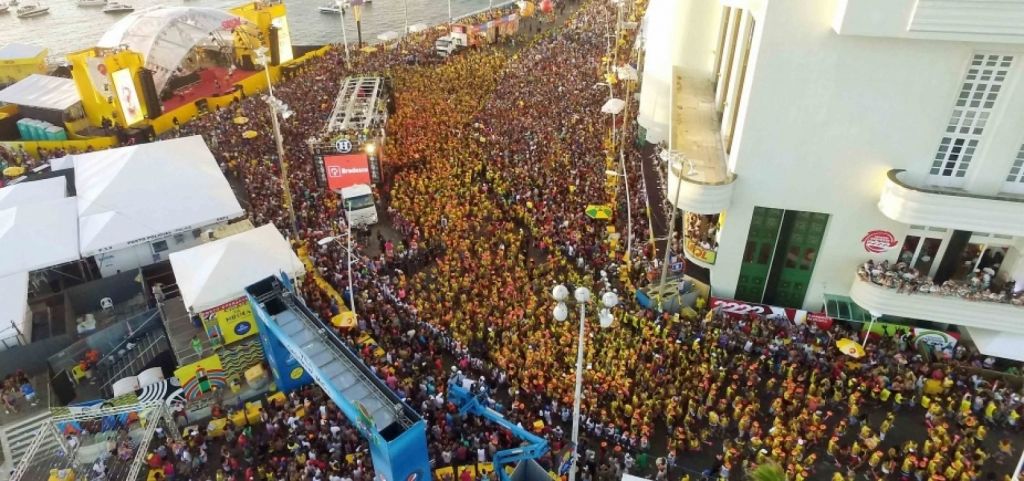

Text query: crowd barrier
(0, 136), (119, 158)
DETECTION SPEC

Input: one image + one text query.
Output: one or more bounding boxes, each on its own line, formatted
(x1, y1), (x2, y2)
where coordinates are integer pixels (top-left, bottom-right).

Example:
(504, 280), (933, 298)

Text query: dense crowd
(167, 0), (1023, 479)
(7, 0), (1022, 479)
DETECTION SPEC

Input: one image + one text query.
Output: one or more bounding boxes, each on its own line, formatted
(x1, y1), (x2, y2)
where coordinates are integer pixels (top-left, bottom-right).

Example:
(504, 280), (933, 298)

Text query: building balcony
(832, 0), (1024, 44)
(849, 273), (1024, 335)
(682, 212), (719, 268)
(665, 68), (736, 214)
(878, 169), (1024, 237)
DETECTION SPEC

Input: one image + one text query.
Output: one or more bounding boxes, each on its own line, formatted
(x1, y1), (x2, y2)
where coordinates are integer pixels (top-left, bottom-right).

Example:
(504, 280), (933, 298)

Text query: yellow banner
(200, 297), (258, 345)
(173, 354), (227, 400)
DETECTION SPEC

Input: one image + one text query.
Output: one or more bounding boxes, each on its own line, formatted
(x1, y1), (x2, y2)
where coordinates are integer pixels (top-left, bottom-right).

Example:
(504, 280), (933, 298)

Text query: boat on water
(0, 3), (9, 13)
(102, 1), (133, 12)
(77, 0), (106, 7)
(16, 2), (49, 17)
(318, 3), (342, 14)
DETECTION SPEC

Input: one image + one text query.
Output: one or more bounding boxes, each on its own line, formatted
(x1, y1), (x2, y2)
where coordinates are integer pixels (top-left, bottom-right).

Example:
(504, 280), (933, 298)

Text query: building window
(930, 54), (1013, 185)
(1005, 143), (1024, 193)
(152, 240), (169, 253)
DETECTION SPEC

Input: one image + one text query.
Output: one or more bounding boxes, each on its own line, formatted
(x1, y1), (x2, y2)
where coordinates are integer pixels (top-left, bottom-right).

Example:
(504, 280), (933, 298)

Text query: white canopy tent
(966, 327), (1024, 362)
(169, 224), (304, 312)
(0, 177), (66, 210)
(50, 155), (75, 172)
(97, 6), (252, 93)
(74, 135), (244, 257)
(0, 272), (31, 351)
(0, 196), (80, 278)
(0, 74), (81, 111)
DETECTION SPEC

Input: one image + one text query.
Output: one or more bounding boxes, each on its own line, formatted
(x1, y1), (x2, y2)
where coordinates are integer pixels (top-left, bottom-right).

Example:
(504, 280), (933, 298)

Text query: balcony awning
(965, 327), (1024, 362)
(824, 294), (874, 323)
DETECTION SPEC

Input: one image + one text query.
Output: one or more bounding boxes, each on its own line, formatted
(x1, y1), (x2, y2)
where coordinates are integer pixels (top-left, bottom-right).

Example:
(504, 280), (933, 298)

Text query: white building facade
(640, 0), (1024, 337)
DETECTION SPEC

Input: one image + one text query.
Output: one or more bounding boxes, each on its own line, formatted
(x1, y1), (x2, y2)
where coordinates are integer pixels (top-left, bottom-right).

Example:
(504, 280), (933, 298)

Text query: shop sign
(684, 238), (717, 264)
(862, 230), (898, 254)
(710, 296), (809, 324)
(200, 297), (259, 345)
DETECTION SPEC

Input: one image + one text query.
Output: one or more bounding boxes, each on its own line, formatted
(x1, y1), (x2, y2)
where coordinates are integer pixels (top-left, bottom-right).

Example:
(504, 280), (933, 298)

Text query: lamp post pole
(337, 1), (351, 67)
(552, 286), (618, 481)
(353, 3), (364, 48)
(657, 155), (685, 309)
(403, 0), (409, 34)
(345, 213), (356, 320)
(256, 49), (298, 234)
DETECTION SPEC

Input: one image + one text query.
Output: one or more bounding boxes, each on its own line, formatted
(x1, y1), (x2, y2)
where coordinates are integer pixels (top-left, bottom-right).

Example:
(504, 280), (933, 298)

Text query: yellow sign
(290, 367), (305, 380)
(173, 354), (227, 400)
(684, 239), (717, 264)
(201, 297), (258, 345)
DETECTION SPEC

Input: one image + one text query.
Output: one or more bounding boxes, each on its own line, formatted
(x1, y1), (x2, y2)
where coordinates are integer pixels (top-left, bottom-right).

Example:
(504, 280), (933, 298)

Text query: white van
(341, 184), (378, 228)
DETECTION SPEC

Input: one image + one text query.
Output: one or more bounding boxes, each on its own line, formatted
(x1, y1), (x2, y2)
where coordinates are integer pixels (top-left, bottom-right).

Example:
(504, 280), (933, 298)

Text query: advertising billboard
(323, 153), (371, 191)
(111, 68), (144, 127)
(200, 297), (259, 345)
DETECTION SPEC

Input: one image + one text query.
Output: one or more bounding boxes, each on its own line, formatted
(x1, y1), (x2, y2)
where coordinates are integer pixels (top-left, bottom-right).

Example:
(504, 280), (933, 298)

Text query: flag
(558, 442), (576, 475)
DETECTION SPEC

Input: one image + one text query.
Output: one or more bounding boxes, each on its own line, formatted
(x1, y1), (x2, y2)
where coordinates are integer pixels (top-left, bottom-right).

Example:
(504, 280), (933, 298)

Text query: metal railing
(98, 332), (169, 397)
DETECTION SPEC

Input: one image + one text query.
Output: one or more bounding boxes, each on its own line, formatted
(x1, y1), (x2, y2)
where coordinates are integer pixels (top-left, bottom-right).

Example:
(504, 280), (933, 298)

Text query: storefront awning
(824, 294), (874, 323)
(965, 327), (1024, 362)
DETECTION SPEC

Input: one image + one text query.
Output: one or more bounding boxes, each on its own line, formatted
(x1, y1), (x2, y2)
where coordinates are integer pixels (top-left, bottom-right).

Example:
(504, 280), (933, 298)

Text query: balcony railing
(851, 262), (1024, 334)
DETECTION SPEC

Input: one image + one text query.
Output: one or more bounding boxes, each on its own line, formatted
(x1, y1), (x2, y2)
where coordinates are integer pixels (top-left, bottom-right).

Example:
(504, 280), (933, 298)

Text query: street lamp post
(656, 150), (689, 309)
(254, 48), (298, 234)
(448, 0), (453, 29)
(336, 0), (351, 67)
(606, 168), (632, 266)
(317, 218), (357, 320)
(551, 285), (618, 481)
(403, 0), (409, 34)
(353, 2), (364, 48)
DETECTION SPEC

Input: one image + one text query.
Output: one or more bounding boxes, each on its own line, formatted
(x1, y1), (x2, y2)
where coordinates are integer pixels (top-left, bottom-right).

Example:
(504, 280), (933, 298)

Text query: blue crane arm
(447, 381), (549, 481)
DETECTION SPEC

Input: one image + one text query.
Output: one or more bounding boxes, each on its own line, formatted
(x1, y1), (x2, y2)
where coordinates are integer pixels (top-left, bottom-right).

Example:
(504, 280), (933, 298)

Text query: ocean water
(0, 0), (496, 57)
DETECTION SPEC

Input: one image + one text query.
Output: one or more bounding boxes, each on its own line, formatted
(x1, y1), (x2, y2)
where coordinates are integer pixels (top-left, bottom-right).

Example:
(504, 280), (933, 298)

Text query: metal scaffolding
(10, 401), (181, 481)
(325, 76), (384, 134)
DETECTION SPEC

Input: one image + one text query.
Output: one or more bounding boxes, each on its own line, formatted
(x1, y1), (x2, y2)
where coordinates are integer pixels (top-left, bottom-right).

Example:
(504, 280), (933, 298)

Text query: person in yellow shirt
(831, 471), (845, 481)
(879, 413), (895, 441)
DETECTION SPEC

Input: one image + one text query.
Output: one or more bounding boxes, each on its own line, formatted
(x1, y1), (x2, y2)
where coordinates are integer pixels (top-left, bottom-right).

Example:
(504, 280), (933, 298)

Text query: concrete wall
(704, 0), (1024, 309)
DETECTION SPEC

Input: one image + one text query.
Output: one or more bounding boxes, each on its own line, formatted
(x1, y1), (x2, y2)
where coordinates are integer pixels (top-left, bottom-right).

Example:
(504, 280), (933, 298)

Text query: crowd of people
(857, 259), (1023, 306)
(4, 0), (1022, 479)
(163, 0), (1023, 479)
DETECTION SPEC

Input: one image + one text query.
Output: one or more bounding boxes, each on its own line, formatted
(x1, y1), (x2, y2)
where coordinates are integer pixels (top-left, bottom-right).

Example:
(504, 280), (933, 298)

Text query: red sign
(323, 153), (371, 191)
(710, 297), (809, 324)
(862, 230), (898, 254)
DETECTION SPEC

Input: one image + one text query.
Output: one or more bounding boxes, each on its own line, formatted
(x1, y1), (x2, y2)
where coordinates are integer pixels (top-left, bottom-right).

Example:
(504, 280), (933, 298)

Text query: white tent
(965, 327), (1024, 362)
(0, 196), (80, 278)
(74, 136), (244, 257)
(169, 224), (304, 312)
(0, 272), (31, 351)
(0, 74), (81, 111)
(49, 155), (75, 172)
(0, 177), (66, 210)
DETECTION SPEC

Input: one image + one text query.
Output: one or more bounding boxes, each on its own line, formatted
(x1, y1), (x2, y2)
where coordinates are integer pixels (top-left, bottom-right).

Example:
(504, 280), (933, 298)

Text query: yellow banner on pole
(200, 297), (258, 345)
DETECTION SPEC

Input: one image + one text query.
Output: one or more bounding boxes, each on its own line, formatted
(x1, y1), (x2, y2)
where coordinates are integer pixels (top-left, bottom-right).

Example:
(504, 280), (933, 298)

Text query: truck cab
(341, 184), (378, 228)
(435, 32), (469, 57)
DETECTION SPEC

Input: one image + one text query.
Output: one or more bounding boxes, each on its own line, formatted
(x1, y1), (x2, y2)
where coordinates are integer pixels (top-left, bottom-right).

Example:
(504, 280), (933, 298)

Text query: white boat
(0, 3), (9, 13)
(16, 2), (49, 17)
(318, 3), (341, 14)
(102, 1), (132, 12)
(77, 0), (106, 7)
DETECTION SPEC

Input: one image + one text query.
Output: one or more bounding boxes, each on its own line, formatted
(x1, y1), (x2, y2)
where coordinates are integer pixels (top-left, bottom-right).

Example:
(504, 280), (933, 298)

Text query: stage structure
(310, 75), (388, 188)
(65, 3), (289, 131)
(9, 400), (181, 481)
(245, 274), (431, 481)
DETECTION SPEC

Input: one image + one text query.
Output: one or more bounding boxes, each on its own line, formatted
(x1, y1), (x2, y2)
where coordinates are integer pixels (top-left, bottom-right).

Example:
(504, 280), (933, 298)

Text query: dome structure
(97, 6), (252, 92)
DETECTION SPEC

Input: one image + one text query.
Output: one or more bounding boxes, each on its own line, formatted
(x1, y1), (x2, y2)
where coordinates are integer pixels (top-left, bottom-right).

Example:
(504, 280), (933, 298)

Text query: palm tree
(748, 461), (788, 481)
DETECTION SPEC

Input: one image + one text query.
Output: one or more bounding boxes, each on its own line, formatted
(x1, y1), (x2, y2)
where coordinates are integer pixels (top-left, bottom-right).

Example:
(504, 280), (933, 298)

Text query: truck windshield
(344, 194), (375, 211)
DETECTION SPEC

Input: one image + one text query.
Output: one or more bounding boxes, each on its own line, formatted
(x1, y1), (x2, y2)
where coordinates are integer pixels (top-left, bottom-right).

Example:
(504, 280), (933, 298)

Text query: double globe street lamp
(551, 284), (618, 481)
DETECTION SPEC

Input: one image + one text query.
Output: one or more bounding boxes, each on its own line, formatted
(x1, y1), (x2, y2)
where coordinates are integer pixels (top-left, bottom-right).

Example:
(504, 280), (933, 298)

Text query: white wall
(95, 222), (227, 278)
(708, 0), (1024, 309)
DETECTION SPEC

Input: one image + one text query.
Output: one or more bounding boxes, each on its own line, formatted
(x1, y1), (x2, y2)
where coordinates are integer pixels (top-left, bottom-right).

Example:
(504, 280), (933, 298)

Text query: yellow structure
(66, 48), (149, 129)
(0, 44), (48, 87)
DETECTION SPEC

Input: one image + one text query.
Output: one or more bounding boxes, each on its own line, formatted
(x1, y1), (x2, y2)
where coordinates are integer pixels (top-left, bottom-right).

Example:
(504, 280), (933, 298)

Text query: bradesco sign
(323, 153), (371, 191)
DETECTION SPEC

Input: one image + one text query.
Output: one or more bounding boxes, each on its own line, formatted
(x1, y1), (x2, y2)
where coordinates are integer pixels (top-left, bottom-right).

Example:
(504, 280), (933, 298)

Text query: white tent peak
(0, 197), (80, 278)
(169, 224), (304, 312)
(74, 136), (244, 257)
(0, 177), (67, 210)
